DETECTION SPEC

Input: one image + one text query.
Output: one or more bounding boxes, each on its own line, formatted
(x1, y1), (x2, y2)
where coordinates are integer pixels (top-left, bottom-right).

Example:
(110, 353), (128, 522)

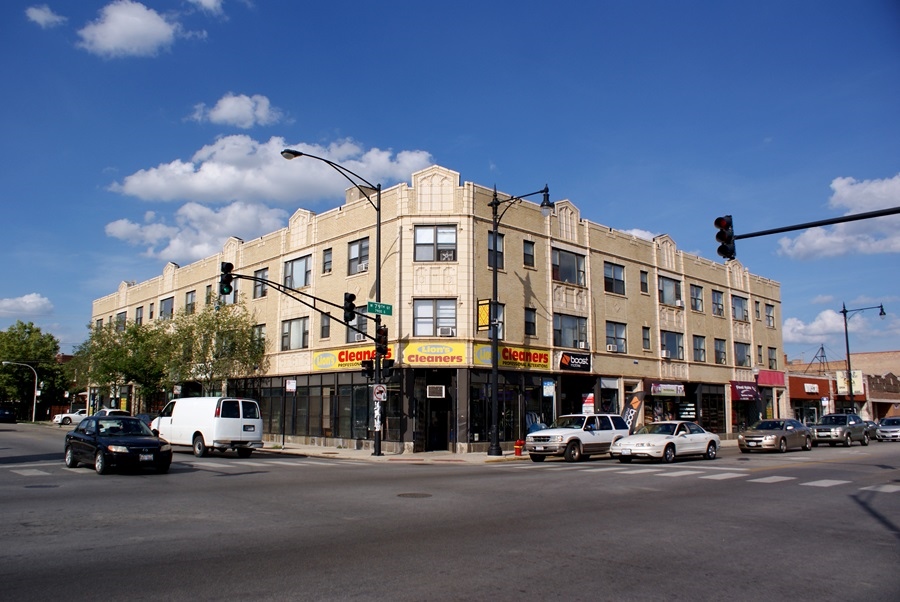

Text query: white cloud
(77, 0), (184, 58)
(106, 201), (289, 264)
(187, 0), (225, 15)
(777, 173), (900, 260)
(621, 228), (657, 241)
(0, 293), (54, 318)
(109, 136), (433, 204)
(783, 308), (899, 350)
(25, 5), (67, 28)
(810, 294), (834, 305)
(191, 93), (284, 129)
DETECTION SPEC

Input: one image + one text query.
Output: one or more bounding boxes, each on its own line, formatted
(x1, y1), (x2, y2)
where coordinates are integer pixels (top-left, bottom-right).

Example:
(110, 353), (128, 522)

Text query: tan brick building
(92, 165), (785, 453)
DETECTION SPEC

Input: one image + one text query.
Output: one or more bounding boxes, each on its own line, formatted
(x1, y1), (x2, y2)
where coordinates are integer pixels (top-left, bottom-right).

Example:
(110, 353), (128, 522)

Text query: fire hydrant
(514, 439), (525, 456)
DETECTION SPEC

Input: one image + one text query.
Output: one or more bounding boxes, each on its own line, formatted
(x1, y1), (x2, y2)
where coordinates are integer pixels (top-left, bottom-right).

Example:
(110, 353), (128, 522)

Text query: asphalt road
(2, 423), (898, 601)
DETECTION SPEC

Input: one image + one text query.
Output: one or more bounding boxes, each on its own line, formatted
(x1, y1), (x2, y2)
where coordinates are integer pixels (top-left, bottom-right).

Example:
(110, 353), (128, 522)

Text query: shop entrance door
(425, 397), (449, 451)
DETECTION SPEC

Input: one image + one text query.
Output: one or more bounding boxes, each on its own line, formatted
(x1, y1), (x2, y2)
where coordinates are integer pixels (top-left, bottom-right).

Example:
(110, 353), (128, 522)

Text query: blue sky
(1, 0), (899, 365)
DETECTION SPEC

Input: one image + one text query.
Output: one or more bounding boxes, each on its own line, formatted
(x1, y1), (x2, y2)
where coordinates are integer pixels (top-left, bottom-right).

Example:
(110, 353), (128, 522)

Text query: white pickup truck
(52, 409), (88, 426)
(524, 413), (630, 462)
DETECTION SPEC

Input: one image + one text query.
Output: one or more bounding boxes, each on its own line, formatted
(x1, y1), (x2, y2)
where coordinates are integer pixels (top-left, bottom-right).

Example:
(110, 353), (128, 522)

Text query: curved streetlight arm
(839, 302), (887, 404)
(2, 361), (39, 422)
(281, 149), (380, 211)
(490, 185), (552, 223)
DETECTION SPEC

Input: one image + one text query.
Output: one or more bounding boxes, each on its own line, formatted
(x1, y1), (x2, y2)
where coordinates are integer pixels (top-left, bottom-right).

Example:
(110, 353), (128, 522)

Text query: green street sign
(367, 301), (393, 316)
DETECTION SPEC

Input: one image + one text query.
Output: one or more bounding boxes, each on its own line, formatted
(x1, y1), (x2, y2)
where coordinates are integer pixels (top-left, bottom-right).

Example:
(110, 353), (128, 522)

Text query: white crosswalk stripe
(11, 469), (51, 476)
(859, 484), (900, 493)
(655, 470), (705, 477)
(800, 479), (851, 488)
(748, 476), (796, 483)
(699, 472), (746, 480)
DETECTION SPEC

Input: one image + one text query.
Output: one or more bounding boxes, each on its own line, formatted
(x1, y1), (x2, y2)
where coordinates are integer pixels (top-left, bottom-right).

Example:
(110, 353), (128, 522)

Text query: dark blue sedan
(65, 416), (172, 474)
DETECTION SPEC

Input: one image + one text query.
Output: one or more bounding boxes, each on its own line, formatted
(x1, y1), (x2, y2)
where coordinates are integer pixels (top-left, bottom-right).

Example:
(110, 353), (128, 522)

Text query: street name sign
(367, 301), (393, 316)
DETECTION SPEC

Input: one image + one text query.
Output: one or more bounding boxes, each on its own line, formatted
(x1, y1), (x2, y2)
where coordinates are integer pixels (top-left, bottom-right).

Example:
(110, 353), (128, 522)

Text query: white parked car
(52, 409), (88, 426)
(524, 413), (630, 462)
(609, 421), (720, 463)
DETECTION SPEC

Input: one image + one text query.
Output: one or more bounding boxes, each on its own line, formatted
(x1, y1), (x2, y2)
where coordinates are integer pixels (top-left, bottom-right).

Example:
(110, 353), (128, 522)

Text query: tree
(167, 300), (268, 396)
(0, 321), (64, 420)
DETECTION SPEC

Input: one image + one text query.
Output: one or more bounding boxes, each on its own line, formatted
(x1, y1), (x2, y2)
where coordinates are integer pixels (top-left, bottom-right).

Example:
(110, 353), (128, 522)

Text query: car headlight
(160, 443), (172, 452)
(738, 435), (745, 441)
(107, 445), (129, 453)
(763, 435), (776, 441)
(552, 435), (563, 443)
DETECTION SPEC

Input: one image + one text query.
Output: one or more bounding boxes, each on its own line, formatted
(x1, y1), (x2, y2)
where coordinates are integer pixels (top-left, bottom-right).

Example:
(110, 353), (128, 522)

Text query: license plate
(243, 425), (255, 432)
(535, 446), (544, 451)
(621, 449), (632, 456)
(748, 442), (758, 447)
(139, 454), (153, 462)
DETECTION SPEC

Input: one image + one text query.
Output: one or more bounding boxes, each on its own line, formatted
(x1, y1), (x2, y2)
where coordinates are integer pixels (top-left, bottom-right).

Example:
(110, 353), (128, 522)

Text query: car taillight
(215, 406), (220, 417)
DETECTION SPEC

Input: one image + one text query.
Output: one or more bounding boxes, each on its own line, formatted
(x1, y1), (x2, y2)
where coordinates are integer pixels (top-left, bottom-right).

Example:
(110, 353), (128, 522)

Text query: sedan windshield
(98, 418), (154, 436)
(882, 418), (900, 426)
(751, 420), (784, 431)
(550, 416), (586, 429)
(636, 423), (676, 436)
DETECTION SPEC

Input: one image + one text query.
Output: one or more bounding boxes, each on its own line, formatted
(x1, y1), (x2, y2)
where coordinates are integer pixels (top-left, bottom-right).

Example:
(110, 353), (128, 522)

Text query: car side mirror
(152, 429), (160, 437)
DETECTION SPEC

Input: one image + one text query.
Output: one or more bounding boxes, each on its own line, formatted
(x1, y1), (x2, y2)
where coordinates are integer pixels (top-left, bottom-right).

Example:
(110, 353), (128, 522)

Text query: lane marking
(699, 472), (747, 480)
(859, 484), (900, 494)
(748, 476), (796, 483)
(11, 469), (51, 476)
(655, 470), (705, 477)
(800, 479), (851, 488)
(619, 468), (664, 474)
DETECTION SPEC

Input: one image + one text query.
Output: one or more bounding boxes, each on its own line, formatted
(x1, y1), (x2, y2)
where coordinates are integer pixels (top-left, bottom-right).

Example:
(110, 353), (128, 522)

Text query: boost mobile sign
(558, 351), (592, 372)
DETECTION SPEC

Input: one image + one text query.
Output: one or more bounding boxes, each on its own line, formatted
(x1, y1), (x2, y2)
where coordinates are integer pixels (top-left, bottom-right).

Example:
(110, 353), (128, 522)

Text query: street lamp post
(281, 149), (385, 456)
(488, 184), (553, 456)
(2, 361), (39, 422)
(839, 302), (886, 406)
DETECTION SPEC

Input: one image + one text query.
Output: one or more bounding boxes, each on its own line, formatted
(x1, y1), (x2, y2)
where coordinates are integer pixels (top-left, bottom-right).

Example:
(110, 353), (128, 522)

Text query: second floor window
(642, 326), (651, 350)
(524, 307), (537, 336)
(640, 270), (649, 294)
(714, 338), (727, 365)
(690, 285), (704, 312)
(349, 238), (370, 275)
(346, 308), (369, 343)
(553, 313), (588, 349)
(488, 231), (504, 270)
(415, 225), (457, 261)
(135, 306), (143, 326)
(253, 268), (268, 298)
(160, 297), (174, 320)
(185, 290), (196, 315)
(766, 304), (775, 328)
(552, 249), (585, 285)
(322, 248), (332, 274)
(712, 290), (724, 316)
(693, 335), (706, 362)
(252, 324), (266, 345)
(732, 295), (749, 321)
(281, 317), (309, 351)
(660, 331), (684, 360)
(606, 321), (626, 353)
(734, 342), (751, 367)
(413, 299), (456, 337)
(604, 262), (625, 295)
(115, 312), (126, 331)
(320, 314), (331, 339)
(523, 240), (535, 267)
(658, 276), (682, 306)
(768, 347), (778, 369)
(284, 256), (311, 289)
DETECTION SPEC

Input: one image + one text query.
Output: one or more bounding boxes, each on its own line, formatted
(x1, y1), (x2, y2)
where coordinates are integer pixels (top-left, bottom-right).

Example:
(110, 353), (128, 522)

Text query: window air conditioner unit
(426, 385), (446, 398)
(674, 300), (684, 308)
(660, 350), (671, 359)
(357, 261), (369, 273)
(578, 341), (588, 349)
(606, 344), (618, 353)
(355, 333), (366, 342)
(437, 327), (455, 337)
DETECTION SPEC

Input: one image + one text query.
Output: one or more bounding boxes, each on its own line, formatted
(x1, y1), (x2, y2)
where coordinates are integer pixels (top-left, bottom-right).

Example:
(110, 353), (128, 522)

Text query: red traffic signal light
(714, 215), (736, 260)
(375, 325), (388, 356)
(360, 360), (374, 379)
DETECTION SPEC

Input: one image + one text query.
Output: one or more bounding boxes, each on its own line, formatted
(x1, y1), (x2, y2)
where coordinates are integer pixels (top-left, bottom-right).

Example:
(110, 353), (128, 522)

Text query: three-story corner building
(91, 165), (785, 454)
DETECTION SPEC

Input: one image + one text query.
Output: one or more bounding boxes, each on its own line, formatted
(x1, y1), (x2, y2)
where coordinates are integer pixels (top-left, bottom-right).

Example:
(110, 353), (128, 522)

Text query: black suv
(811, 413), (869, 447)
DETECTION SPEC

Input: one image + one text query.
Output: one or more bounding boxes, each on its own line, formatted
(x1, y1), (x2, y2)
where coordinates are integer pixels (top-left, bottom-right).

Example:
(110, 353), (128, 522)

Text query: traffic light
(219, 262), (234, 295)
(382, 359), (396, 381)
(360, 359), (374, 379)
(714, 215), (736, 260)
(343, 292), (356, 323)
(375, 325), (388, 356)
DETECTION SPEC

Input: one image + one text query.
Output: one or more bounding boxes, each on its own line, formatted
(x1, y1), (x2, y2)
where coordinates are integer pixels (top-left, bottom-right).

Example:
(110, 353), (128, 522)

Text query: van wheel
(236, 448), (252, 458)
(193, 435), (208, 457)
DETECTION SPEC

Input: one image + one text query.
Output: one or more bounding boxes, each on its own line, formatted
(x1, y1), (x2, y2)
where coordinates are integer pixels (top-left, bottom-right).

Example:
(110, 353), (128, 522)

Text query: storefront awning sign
(650, 383), (684, 396)
(731, 381), (760, 401)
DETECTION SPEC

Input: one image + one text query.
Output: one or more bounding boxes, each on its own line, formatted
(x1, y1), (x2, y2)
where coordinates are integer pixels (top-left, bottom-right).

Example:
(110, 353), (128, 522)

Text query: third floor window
(552, 249), (585, 286)
(604, 262), (625, 295)
(415, 225), (457, 262)
(284, 256), (311, 289)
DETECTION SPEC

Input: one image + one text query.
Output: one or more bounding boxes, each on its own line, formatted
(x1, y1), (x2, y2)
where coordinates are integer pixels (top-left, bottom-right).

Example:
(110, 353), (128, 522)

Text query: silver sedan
(738, 419), (812, 453)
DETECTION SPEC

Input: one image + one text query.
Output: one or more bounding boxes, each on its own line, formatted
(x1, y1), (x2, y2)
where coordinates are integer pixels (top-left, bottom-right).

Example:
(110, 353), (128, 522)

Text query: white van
(151, 397), (263, 458)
